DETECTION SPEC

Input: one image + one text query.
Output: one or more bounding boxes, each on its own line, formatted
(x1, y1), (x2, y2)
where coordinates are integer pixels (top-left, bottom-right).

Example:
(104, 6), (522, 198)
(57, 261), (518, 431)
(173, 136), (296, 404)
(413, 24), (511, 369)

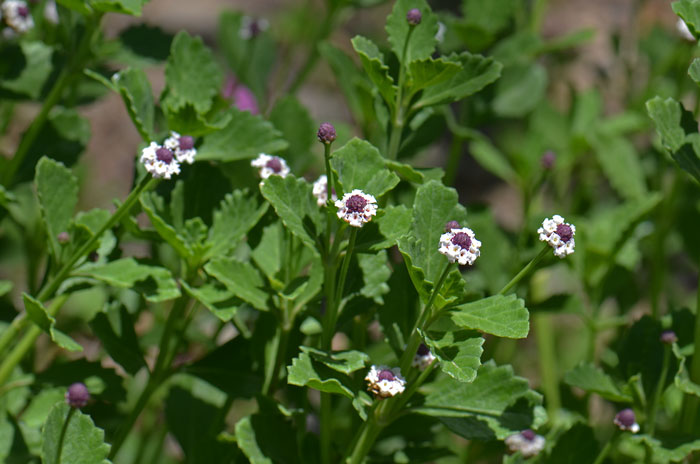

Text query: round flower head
(335, 189), (377, 227)
(661, 330), (678, 345)
(2, 0), (33, 33)
(164, 131), (197, 165)
(538, 215), (576, 258)
(239, 16), (268, 40)
(312, 174), (337, 207)
(406, 8), (421, 25)
(65, 382), (90, 409)
(505, 429), (545, 457)
(439, 226), (481, 266)
(317, 122), (336, 144)
(412, 343), (436, 370)
(365, 365), (406, 398)
(140, 142), (181, 179)
(57, 231), (70, 244)
(251, 153), (290, 180)
(614, 408), (640, 433)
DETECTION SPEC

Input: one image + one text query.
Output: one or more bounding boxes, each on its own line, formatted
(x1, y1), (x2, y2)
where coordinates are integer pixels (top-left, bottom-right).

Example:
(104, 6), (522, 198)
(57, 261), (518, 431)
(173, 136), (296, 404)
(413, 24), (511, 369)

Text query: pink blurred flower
(223, 76), (259, 115)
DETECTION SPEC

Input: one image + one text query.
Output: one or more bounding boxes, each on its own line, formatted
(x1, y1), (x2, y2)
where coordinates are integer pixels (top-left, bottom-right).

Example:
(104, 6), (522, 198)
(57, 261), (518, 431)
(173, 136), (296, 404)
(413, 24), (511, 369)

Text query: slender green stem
(386, 25), (416, 160)
(534, 313), (561, 416)
(498, 245), (550, 295)
(323, 142), (335, 255)
(320, 392), (334, 463)
(262, 316), (291, 396)
(55, 407), (75, 463)
(592, 430), (620, 464)
(335, 228), (357, 314)
(682, 266), (700, 433)
(444, 135), (464, 187)
(346, 417), (380, 464)
(530, 0), (549, 34)
(390, 359), (437, 415)
(648, 345), (671, 437)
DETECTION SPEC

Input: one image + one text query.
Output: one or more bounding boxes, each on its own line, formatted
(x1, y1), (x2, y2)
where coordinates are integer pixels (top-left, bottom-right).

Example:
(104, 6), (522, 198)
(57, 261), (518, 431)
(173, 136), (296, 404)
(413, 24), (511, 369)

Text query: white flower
(365, 365), (406, 398)
(312, 175), (337, 207)
(251, 153), (290, 180)
(164, 131), (197, 165)
(2, 0), (33, 33)
(140, 142), (181, 179)
(505, 430), (545, 457)
(44, 0), (58, 24)
(614, 409), (640, 433)
(412, 343), (436, 370)
(677, 18), (695, 41)
(239, 16), (269, 40)
(538, 215), (576, 258)
(335, 189), (377, 227)
(439, 226), (481, 266)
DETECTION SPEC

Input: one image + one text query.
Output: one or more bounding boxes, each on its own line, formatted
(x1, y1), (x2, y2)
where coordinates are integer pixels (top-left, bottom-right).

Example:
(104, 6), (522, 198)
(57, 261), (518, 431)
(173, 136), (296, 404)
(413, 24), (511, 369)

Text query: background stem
(534, 313), (561, 416)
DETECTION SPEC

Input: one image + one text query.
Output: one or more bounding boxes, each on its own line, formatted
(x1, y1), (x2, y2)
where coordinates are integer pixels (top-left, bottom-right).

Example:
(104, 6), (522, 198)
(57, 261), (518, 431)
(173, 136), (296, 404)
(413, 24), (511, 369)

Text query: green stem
(530, 0), (549, 34)
(534, 313), (561, 416)
(648, 345), (671, 437)
(346, 413), (381, 464)
(498, 245), (550, 295)
(323, 141), (335, 255)
(320, 392), (334, 463)
(335, 228), (357, 313)
(56, 407), (75, 463)
(386, 25), (416, 160)
(682, 266), (700, 433)
(444, 135), (464, 187)
(262, 316), (291, 396)
(592, 430), (620, 464)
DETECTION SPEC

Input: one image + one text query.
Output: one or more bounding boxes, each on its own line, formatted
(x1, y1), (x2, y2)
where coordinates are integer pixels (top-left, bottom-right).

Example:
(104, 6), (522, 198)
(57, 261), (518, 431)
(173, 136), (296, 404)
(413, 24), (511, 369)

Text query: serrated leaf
(373, 204), (412, 250)
(300, 346), (369, 374)
(181, 281), (238, 322)
(407, 57), (461, 93)
(90, 0), (147, 15)
(589, 133), (646, 200)
(259, 175), (323, 253)
(205, 258), (268, 311)
(268, 96), (315, 172)
(1, 41), (53, 98)
(287, 351), (355, 398)
(672, 344), (700, 397)
(358, 251), (391, 304)
(468, 136), (516, 183)
(112, 68), (154, 141)
(351, 36), (396, 107)
(75, 258), (180, 302)
(330, 138), (400, 197)
(421, 317), (483, 383)
(23, 294), (82, 352)
(235, 413), (299, 464)
(35, 157), (78, 262)
(673, 0), (700, 39)
(206, 190), (268, 260)
(563, 362), (633, 402)
(140, 191), (192, 259)
(630, 434), (700, 464)
(197, 108), (288, 161)
(447, 294), (529, 339)
(386, 0), (439, 63)
(646, 96), (696, 153)
(90, 306), (146, 375)
(42, 402), (111, 464)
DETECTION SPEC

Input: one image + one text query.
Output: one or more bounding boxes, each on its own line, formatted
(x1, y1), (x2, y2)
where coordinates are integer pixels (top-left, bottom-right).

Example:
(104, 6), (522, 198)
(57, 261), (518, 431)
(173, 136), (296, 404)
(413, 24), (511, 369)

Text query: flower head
(505, 429), (545, 457)
(365, 365), (406, 398)
(312, 174), (337, 207)
(614, 408), (640, 433)
(164, 131), (197, 165)
(538, 215), (576, 258)
(140, 142), (181, 179)
(251, 153), (290, 180)
(2, 0), (33, 33)
(57, 231), (70, 244)
(317, 122), (336, 144)
(439, 226), (481, 266)
(661, 330), (678, 345)
(541, 150), (556, 170)
(239, 16), (268, 40)
(412, 343), (436, 370)
(65, 382), (90, 409)
(406, 8), (421, 26)
(335, 190), (377, 227)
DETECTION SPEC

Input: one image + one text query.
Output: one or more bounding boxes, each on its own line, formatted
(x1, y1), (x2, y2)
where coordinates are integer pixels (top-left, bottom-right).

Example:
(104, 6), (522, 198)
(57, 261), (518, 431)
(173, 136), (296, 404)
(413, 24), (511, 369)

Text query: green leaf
(447, 294), (530, 339)
(35, 157), (78, 261)
(373, 204), (412, 250)
(89, 0), (147, 15)
(112, 67), (154, 141)
(646, 96), (696, 153)
(23, 294), (82, 352)
(319, 42), (372, 126)
(386, 0), (439, 63)
(589, 133), (646, 200)
(56, 0), (90, 14)
(181, 281), (238, 322)
(407, 57), (461, 93)
(493, 63), (547, 117)
(414, 53), (502, 109)
(1, 41), (53, 99)
(0, 280), (11, 297)
(673, 0), (700, 39)
(287, 351), (356, 398)
(631, 434), (700, 464)
(205, 258), (269, 311)
(89, 306), (146, 376)
(259, 175), (323, 253)
(206, 190), (268, 260)
(75, 258), (180, 302)
(689, 58), (700, 85)
(330, 138), (400, 197)
(197, 108), (288, 162)
(358, 251), (391, 304)
(543, 423), (599, 464)
(351, 36), (396, 107)
(421, 317), (484, 383)
(42, 402), (111, 464)
(672, 344), (700, 397)
(162, 31), (222, 115)
(268, 96), (315, 172)
(675, 134), (700, 184)
(468, 136), (516, 183)
(300, 346), (369, 374)
(235, 413), (299, 464)
(563, 363), (633, 402)
(418, 361), (543, 440)
(139, 191), (192, 259)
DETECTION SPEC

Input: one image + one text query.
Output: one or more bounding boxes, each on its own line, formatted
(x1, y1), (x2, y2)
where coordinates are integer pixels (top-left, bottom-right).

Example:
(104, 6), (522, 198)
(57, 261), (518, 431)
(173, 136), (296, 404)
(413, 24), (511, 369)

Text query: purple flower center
(17, 5), (29, 17)
(266, 157), (282, 173)
(521, 429), (536, 441)
(179, 136), (194, 151)
(346, 195), (367, 213)
(451, 232), (471, 249)
(616, 409), (636, 427)
(556, 223), (573, 243)
(66, 382), (90, 408)
(417, 343), (430, 356)
(156, 148), (174, 163)
(378, 369), (395, 381)
(445, 220), (460, 232)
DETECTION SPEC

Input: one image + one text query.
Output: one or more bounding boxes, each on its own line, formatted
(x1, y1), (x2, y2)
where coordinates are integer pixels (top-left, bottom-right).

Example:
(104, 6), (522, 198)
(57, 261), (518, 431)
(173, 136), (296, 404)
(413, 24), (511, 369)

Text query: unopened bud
(57, 232), (70, 244)
(660, 330), (677, 345)
(317, 122), (336, 144)
(444, 220), (460, 232)
(65, 382), (90, 408)
(406, 8), (421, 26)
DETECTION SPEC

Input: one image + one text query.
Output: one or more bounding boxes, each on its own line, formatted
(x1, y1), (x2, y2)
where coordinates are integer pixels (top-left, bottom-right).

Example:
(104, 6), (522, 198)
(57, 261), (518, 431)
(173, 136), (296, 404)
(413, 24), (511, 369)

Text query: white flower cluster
(2, 0), (33, 34)
(239, 16), (269, 40)
(412, 343), (436, 370)
(505, 430), (545, 457)
(335, 190), (377, 227)
(365, 365), (406, 398)
(438, 227), (481, 266)
(140, 133), (197, 180)
(538, 215), (576, 258)
(312, 175), (337, 207)
(164, 131), (197, 165)
(251, 153), (290, 180)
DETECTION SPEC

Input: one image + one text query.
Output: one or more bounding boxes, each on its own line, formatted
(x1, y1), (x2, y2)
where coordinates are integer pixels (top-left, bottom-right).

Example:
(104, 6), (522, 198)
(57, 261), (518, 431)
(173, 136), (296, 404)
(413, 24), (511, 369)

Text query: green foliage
(205, 257), (269, 311)
(421, 319), (483, 383)
(35, 157), (78, 262)
(386, 0), (438, 63)
(287, 349), (357, 398)
(563, 363), (633, 402)
(0, 41), (53, 99)
(112, 67), (155, 141)
(41, 402), (111, 464)
(351, 36), (396, 107)
(330, 138), (400, 197)
(23, 294), (82, 352)
(89, 306), (146, 375)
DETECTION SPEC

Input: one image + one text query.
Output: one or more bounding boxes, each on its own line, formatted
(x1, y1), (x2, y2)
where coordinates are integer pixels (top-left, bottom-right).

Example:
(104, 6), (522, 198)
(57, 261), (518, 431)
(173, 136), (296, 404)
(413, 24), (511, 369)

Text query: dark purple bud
(179, 135), (194, 151)
(65, 382), (90, 408)
(615, 409), (636, 428)
(417, 343), (430, 356)
(57, 232), (70, 244)
(17, 5), (30, 17)
(541, 151), (556, 170)
(406, 8), (422, 26)
(556, 223), (573, 243)
(660, 330), (677, 345)
(266, 157), (282, 173)
(451, 232), (471, 249)
(156, 147), (174, 164)
(378, 369), (395, 381)
(445, 220), (460, 232)
(345, 195), (367, 213)
(317, 122), (337, 144)
(521, 429), (536, 441)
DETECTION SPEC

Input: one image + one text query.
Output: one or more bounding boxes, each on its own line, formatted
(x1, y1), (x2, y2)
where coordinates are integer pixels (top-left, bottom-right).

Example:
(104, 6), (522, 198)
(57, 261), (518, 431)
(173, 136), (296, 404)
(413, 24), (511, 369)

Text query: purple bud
(346, 195), (367, 213)
(65, 382), (90, 408)
(317, 122), (337, 144)
(541, 151), (556, 170)
(57, 232), (70, 244)
(615, 409), (636, 428)
(155, 147), (174, 164)
(556, 223), (573, 243)
(521, 429), (536, 441)
(179, 135), (194, 151)
(378, 369), (395, 381)
(406, 8), (422, 26)
(444, 220), (460, 232)
(660, 330), (677, 345)
(451, 232), (471, 249)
